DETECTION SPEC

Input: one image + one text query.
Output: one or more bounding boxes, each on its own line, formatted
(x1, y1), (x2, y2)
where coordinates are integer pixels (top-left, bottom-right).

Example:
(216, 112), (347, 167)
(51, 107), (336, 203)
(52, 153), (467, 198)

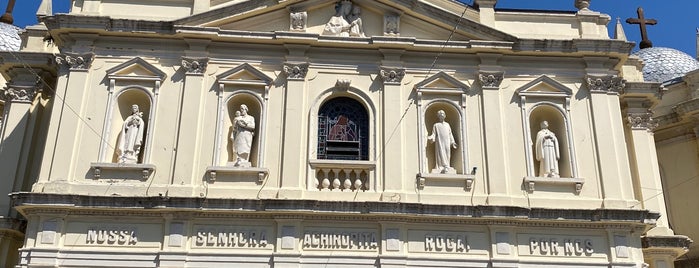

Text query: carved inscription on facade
(194, 228), (269, 248)
(86, 228), (138, 245)
(529, 238), (593, 256)
(424, 234), (469, 253)
(408, 230), (488, 255)
(302, 228), (378, 251)
(65, 222), (161, 248)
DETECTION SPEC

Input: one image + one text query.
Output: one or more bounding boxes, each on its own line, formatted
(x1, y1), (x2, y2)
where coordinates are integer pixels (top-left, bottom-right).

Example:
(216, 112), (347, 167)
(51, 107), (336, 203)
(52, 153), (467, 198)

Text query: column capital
(379, 67), (405, 85)
(0, 85), (40, 103)
(283, 62), (309, 81)
(626, 110), (657, 132)
(55, 52), (94, 71)
(181, 57), (209, 75)
(478, 71), (504, 89)
(585, 75), (625, 94)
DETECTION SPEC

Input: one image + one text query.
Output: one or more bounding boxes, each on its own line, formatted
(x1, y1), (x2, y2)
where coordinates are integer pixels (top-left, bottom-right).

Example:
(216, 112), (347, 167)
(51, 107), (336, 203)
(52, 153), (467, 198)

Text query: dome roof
(0, 22), (20, 51)
(633, 47), (699, 83)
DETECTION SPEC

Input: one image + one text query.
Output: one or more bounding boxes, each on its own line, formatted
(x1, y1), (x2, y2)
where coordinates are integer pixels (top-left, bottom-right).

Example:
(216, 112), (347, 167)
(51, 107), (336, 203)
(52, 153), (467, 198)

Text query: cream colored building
(631, 39), (699, 267)
(0, 0), (692, 267)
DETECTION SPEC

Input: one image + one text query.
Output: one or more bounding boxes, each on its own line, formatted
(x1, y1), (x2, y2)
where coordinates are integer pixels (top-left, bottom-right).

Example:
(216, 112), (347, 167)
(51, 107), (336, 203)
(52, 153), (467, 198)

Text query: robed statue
(118, 104), (145, 164)
(322, 0), (365, 37)
(427, 110), (457, 174)
(231, 104), (255, 167)
(535, 121), (560, 178)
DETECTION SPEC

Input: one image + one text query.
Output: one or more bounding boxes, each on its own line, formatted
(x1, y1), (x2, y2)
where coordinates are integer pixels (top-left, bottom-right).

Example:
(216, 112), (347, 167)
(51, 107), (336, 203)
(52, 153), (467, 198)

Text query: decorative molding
(524, 177), (585, 194)
(11, 192), (659, 228)
(181, 57), (208, 74)
(290, 11), (307, 31)
(336, 79), (351, 90)
(205, 166), (269, 183)
(575, 0), (590, 10)
(379, 67), (405, 85)
(627, 111), (658, 131)
(674, 98), (699, 116)
(282, 62), (309, 80)
(90, 162), (155, 180)
(55, 52), (94, 70)
(478, 71), (504, 89)
(585, 75), (625, 94)
(0, 85), (39, 103)
(417, 173), (475, 191)
(642, 235), (692, 250)
(384, 14), (400, 36)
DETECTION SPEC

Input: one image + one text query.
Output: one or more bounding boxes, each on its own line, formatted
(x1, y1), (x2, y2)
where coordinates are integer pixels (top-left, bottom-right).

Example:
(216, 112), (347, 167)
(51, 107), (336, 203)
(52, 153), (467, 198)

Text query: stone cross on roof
(626, 7), (657, 49)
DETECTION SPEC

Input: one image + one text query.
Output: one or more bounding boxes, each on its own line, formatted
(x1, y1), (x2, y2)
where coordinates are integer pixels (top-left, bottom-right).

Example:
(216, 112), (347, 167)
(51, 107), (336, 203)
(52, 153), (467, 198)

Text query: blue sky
(6, 0), (698, 57)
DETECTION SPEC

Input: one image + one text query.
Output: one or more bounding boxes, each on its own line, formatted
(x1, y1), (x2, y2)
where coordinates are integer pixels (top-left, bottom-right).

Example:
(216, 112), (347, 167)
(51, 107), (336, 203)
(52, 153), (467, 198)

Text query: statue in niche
(322, 0), (365, 37)
(535, 121), (560, 178)
(230, 104), (255, 167)
(118, 104), (145, 164)
(427, 110), (457, 174)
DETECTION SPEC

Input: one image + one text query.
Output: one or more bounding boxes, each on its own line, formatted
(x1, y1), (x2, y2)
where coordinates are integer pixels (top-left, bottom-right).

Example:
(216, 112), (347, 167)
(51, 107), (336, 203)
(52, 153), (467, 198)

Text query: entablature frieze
(41, 15), (634, 58)
(11, 193), (655, 232)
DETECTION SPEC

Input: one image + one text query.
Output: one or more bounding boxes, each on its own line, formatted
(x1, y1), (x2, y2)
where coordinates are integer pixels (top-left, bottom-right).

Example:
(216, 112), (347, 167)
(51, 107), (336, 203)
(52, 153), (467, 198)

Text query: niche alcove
(415, 72), (474, 191)
(206, 63), (271, 184)
(516, 75), (583, 194)
(91, 57), (164, 180)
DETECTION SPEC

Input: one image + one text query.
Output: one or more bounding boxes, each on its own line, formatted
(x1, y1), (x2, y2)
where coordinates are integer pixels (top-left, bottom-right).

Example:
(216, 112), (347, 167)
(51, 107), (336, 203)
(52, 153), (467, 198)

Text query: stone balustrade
(309, 159), (375, 192)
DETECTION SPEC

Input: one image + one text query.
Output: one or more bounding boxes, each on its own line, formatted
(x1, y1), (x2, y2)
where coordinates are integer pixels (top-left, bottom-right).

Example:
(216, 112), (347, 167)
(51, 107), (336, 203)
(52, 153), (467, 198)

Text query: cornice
(11, 193), (658, 229)
(40, 16), (632, 58)
(642, 235), (693, 252)
(0, 51), (57, 76)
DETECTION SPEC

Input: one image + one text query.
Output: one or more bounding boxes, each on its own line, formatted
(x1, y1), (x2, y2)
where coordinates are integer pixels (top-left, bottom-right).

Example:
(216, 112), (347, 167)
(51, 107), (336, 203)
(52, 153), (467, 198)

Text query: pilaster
(575, 1), (611, 39)
(192, 0), (210, 14)
(379, 49), (405, 198)
(174, 56), (209, 186)
(478, 53), (508, 205)
(584, 72), (636, 208)
(0, 73), (42, 216)
(279, 45), (309, 198)
(474, 0), (497, 27)
(621, 83), (672, 235)
(47, 52), (94, 182)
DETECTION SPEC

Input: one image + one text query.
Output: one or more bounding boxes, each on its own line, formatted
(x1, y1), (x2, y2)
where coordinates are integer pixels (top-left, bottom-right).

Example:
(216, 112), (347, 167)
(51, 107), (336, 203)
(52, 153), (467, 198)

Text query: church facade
(0, 0), (691, 267)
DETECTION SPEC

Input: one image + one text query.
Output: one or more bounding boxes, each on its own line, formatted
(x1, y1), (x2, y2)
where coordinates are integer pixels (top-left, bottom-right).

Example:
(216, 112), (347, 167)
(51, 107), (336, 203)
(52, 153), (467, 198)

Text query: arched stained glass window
(317, 97), (369, 160)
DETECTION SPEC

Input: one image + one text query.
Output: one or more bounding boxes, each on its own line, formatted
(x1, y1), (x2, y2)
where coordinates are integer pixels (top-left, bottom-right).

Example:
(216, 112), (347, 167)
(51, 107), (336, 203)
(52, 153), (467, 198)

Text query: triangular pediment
(175, 0), (515, 42)
(107, 57), (166, 81)
(217, 63), (272, 86)
(516, 75), (572, 97)
(416, 71), (469, 91)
